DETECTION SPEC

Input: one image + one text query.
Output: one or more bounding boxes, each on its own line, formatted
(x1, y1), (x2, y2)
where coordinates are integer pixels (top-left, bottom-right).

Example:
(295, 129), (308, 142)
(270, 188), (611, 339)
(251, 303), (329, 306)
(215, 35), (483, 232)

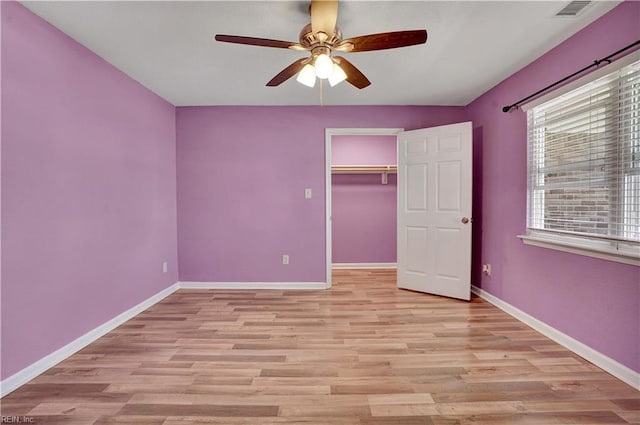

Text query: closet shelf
(331, 165), (397, 174)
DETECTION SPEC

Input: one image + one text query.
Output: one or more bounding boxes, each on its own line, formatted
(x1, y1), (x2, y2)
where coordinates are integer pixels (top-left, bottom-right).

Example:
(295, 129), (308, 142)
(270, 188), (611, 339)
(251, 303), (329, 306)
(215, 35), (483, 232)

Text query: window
(524, 58), (639, 263)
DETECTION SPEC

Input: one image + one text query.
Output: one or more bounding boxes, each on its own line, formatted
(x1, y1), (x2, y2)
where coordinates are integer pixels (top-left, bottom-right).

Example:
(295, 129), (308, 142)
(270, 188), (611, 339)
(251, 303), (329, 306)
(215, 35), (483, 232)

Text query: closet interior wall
(331, 135), (398, 266)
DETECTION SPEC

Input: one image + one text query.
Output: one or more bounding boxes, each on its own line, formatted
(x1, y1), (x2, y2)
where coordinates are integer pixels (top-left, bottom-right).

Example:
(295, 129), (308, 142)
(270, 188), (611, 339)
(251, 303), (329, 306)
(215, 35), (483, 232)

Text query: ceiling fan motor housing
(299, 23), (342, 50)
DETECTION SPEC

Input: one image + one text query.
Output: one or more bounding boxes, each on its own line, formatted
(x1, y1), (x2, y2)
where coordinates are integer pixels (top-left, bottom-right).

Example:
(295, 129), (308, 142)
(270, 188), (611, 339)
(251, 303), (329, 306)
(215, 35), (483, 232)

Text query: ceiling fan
(214, 0), (427, 89)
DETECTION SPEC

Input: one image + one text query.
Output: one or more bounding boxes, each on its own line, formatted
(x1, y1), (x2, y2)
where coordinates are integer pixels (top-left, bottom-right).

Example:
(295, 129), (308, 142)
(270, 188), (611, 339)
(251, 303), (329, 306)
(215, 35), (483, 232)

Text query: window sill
(518, 234), (640, 267)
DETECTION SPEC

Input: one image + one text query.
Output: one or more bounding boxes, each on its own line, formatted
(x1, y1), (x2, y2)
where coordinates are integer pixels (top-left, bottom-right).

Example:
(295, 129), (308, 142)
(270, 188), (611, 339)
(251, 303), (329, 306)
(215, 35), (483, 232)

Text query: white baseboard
(332, 263), (397, 269)
(0, 282), (180, 397)
(471, 285), (640, 390)
(179, 281), (327, 290)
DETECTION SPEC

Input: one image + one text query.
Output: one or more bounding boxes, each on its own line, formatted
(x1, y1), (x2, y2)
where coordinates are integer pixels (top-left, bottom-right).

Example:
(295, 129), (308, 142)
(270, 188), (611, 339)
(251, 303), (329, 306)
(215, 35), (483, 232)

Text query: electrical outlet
(482, 264), (491, 276)
(282, 254), (289, 265)
(162, 261), (168, 273)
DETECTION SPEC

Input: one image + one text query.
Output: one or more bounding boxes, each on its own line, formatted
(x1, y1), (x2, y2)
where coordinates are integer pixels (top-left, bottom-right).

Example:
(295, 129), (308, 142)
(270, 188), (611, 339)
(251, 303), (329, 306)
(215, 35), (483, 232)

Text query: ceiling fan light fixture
(296, 64), (317, 87)
(215, 0), (428, 90)
(328, 63), (347, 87)
(314, 53), (334, 79)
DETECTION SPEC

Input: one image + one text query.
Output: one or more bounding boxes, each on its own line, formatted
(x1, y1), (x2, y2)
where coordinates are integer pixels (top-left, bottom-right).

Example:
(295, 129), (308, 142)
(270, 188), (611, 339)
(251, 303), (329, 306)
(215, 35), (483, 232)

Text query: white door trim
(324, 128), (404, 288)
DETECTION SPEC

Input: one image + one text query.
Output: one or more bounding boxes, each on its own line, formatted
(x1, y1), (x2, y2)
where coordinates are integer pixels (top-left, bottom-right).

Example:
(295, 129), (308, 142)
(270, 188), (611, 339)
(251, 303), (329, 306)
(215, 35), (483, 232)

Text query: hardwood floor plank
(0, 269), (637, 425)
(28, 401), (124, 416)
(429, 411), (629, 425)
(260, 367), (339, 377)
(93, 416), (166, 425)
(368, 393), (435, 405)
(369, 403), (440, 416)
(360, 417), (434, 425)
(169, 354), (287, 362)
(615, 410), (640, 424)
(278, 404), (371, 417)
(162, 417), (361, 425)
(332, 383), (415, 395)
(118, 404), (279, 417)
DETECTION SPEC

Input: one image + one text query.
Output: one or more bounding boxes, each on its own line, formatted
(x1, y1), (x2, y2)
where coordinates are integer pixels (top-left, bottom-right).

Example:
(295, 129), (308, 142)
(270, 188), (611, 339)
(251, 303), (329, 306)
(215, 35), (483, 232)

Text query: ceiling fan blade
(266, 58), (309, 87)
(215, 34), (305, 50)
(335, 29), (427, 53)
(310, 0), (338, 39)
(334, 56), (370, 89)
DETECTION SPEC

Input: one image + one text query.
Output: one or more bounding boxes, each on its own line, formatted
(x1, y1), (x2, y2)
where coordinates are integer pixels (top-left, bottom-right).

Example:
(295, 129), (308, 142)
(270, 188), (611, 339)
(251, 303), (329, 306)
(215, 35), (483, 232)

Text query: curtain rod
(502, 39), (640, 113)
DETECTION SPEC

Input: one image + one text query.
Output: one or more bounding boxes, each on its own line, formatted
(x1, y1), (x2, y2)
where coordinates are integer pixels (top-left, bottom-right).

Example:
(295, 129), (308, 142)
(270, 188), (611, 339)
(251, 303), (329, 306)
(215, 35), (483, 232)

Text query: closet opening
(325, 128), (403, 288)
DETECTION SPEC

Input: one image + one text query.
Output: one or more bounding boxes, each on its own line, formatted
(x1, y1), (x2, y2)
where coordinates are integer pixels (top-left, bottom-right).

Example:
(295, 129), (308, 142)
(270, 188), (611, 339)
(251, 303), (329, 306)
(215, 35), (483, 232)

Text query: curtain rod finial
(502, 105), (512, 113)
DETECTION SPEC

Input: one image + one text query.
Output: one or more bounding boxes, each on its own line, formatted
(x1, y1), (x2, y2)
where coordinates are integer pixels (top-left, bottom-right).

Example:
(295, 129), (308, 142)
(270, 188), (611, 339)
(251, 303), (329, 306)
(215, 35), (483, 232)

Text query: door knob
(461, 217), (470, 224)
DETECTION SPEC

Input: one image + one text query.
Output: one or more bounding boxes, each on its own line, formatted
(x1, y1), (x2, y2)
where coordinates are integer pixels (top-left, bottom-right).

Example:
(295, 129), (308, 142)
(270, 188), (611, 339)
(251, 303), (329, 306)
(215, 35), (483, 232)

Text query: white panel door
(397, 122), (472, 300)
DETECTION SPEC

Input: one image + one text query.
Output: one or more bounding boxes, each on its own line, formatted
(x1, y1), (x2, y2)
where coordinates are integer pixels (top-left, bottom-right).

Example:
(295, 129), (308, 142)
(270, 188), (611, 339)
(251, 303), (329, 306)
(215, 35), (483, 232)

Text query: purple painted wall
(331, 135), (397, 166)
(1, 2), (178, 380)
(466, 1), (640, 372)
(332, 135), (397, 264)
(176, 106), (467, 282)
(332, 174), (397, 264)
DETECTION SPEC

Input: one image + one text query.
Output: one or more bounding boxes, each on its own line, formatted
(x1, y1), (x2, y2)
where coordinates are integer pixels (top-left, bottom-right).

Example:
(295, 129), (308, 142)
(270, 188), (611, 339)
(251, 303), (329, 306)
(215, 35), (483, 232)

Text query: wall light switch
(282, 255), (290, 265)
(162, 261), (168, 273)
(305, 188), (312, 199)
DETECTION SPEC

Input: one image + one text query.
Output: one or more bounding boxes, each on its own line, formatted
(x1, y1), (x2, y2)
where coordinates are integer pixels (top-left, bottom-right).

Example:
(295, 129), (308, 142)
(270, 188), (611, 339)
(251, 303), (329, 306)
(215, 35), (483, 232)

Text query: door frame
(324, 128), (404, 288)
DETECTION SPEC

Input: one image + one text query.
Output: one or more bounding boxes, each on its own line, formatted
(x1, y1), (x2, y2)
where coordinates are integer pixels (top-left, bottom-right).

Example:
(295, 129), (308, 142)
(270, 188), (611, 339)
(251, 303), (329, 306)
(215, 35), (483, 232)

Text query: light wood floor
(1, 269), (638, 424)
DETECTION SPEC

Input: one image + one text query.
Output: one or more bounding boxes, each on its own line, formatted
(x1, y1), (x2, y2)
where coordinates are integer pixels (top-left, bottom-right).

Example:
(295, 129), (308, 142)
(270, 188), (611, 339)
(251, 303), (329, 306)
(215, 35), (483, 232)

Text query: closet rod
(331, 165), (397, 174)
(502, 39), (640, 113)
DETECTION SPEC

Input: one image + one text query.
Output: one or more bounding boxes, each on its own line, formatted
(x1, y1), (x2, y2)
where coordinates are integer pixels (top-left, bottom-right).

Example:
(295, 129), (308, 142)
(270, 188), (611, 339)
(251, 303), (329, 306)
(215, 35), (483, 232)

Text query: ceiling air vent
(556, 1), (591, 16)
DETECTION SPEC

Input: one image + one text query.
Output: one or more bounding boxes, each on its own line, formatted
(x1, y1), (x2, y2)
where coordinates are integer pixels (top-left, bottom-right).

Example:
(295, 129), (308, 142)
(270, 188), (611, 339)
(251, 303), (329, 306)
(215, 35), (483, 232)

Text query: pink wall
(332, 174), (397, 264)
(176, 106), (467, 282)
(331, 135), (397, 166)
(1, 2), (178, 379)
(332, 135), (397, 264)
(466, 1), (640, 372)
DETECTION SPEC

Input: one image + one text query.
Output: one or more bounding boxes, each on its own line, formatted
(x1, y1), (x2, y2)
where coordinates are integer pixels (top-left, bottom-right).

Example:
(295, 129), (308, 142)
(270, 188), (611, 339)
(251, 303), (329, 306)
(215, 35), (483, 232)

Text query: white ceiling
(20, 1), (620, 106)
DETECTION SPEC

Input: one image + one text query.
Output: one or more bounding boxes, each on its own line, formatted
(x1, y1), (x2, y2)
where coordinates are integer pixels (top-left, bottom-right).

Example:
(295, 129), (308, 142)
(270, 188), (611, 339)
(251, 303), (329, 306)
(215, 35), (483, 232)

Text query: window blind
(527, 59), (640, 244)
